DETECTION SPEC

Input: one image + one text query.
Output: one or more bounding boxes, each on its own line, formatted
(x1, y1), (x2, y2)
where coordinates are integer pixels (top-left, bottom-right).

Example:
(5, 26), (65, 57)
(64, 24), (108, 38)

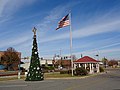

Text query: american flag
(56, 14), (70, 30)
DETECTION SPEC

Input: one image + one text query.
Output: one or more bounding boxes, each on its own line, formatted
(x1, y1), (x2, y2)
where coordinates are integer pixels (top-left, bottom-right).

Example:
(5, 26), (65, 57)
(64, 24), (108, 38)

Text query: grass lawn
(0, 72), (93, 81)
(44, 72), (73, 78)
(0, 76), (25, 81)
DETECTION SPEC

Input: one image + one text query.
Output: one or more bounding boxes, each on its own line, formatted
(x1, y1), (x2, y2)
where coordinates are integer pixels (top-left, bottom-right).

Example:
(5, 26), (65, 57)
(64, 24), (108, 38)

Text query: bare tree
(1, 47), (21, 71)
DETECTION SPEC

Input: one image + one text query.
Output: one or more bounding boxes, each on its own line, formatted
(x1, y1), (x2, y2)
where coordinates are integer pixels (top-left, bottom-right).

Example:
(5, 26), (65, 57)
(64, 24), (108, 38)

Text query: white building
(21, 59), (53, 70)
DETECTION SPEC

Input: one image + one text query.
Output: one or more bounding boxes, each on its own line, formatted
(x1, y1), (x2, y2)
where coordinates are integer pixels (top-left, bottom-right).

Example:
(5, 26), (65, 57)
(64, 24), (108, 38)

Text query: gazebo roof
(74, 56), (99, 63)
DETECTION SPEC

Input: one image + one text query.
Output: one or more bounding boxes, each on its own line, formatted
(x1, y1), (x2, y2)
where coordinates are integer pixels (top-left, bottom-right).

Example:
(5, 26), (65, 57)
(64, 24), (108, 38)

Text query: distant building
(118, 60), (120, 67)
(41, 59), (53, 66)
(21, 59), (53, 70)
(21, 58), (72, 70)
(21, 62), (30, 71)
(54, 60), (71, 69)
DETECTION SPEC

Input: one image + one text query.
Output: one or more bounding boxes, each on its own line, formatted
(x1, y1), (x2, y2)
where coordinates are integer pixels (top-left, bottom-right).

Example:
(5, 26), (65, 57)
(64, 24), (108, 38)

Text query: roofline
(73, 62), (99, 63)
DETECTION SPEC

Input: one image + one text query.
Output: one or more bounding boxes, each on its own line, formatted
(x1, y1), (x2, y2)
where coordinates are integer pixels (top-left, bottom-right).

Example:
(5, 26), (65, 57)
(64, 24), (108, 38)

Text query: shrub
(42, 66), (54, 70)
(60, 70), (76, 74)
(42, 66), (55, 73)
(47, 66), (54, 70)
(99, 67), (104, 72)
(60, 70), (68, 74)
(75, 67), (88, 76)
(67, 70), (72, 74)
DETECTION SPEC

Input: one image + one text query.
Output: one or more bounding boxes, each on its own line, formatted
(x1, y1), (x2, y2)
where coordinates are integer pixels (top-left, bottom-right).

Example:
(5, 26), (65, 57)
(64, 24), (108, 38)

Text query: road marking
(0, 85), (27, 88)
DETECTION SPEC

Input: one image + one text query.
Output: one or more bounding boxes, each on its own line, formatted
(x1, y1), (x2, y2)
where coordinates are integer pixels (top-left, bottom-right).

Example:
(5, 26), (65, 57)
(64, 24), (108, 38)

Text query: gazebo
(73, 56), (100, 74)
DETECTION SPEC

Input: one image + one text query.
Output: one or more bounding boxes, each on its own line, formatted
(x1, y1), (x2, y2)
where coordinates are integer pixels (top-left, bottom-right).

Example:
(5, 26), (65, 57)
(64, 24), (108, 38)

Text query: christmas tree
(25, 27), (44, 81)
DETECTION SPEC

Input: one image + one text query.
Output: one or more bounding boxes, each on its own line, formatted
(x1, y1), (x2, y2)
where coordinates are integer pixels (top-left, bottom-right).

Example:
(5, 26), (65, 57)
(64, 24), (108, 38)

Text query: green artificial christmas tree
(25, 27), (44, 81)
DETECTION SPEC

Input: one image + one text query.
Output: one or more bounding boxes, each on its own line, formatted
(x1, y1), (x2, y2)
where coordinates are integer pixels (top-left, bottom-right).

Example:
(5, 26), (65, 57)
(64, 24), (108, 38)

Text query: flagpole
(69, 12), (73, 76)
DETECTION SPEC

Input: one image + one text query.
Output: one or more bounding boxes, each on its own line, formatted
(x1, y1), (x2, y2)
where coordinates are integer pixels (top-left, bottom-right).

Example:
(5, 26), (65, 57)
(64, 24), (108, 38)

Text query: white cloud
(73, 19), (120, 38)
(0, 0), (9, 17)
(10, 1), (81, 51)
(0, 0), (37, 49)
(0, 0), (36, 23)
(99, 48), (120, 54)
(0, 31), (31, 49)
(96, 42), (120, 50)
(1, 0), (119, 60)
(37, 6), (68, 29)
(35, 2), (120, 43)
(0, 36), (30, 48)
(73, 48), (120, 59)
(37, 1), (80, 31)
(34, 9), (120, 60)
(38, 18), (120, 43)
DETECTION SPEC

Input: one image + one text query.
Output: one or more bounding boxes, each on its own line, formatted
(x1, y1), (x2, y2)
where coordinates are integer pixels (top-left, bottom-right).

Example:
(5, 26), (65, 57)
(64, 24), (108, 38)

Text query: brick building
(54, 60), (71, 69)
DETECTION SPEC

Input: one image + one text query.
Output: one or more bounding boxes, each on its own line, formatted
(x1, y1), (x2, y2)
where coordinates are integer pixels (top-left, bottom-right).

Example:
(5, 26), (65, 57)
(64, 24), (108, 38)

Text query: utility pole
(60, 49), (62, 67)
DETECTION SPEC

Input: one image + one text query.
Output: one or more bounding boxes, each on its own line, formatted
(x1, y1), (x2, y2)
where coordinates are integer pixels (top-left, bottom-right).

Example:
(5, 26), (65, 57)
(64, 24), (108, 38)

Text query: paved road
(0, 68), (120, 90)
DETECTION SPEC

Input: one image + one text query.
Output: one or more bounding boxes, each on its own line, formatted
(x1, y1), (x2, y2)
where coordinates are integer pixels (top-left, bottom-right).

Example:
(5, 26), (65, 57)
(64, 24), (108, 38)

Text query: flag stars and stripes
(56, 14), (70, 30)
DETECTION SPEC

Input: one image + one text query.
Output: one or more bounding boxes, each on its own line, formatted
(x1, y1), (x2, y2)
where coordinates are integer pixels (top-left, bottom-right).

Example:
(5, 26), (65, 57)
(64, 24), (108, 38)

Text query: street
(0, 68), (120, 90)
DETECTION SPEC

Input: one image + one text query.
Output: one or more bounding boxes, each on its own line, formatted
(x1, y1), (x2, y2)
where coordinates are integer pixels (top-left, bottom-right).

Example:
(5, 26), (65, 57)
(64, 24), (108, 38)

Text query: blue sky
(0, 0), (120, 60)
